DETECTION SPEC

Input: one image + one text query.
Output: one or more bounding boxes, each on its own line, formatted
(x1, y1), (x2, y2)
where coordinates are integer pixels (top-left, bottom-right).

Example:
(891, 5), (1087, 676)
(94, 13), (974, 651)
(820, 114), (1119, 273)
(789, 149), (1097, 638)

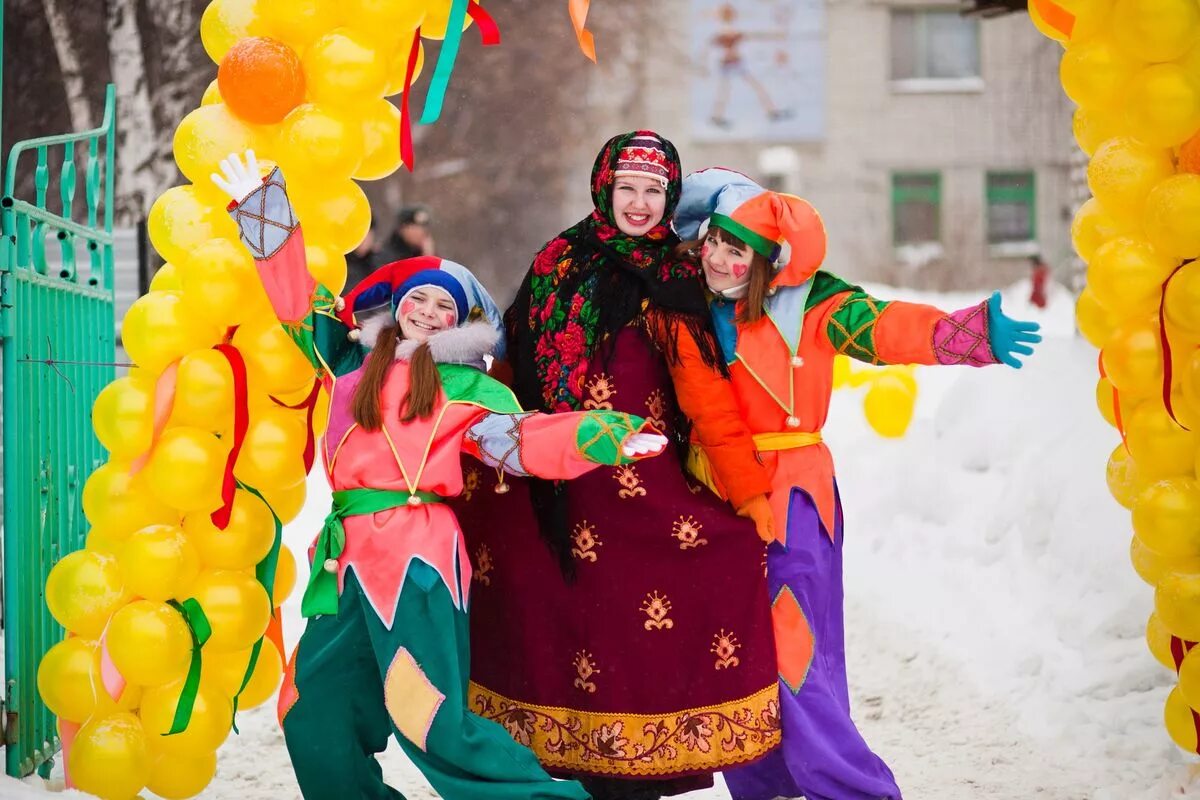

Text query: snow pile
(5, 279), (1198, 799)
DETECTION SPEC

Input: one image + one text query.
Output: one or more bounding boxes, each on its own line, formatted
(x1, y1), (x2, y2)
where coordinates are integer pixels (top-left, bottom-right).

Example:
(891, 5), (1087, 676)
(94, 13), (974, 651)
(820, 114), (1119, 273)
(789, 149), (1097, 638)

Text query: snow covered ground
(5, 279), (1198, 799)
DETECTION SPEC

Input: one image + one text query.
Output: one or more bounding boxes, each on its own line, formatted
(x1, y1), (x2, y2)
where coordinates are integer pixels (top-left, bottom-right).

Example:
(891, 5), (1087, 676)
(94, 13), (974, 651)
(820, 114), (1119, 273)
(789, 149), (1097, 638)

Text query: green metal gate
(0, 78), (117, 776)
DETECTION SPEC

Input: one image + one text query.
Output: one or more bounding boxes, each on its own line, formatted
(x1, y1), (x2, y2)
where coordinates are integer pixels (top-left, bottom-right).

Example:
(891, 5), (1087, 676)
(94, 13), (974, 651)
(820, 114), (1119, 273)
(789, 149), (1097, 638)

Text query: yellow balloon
(343, 0), (426, 36)
(1132, 535), (1200, 586)
(1123, 64), (1200, 147)
(107, 600), (193, 687)
(179, 238), (266, 328)
(201, 79), (222, 106)
(147, 185), (238, 267)
(383, 37), (426, 96)
(1181, 648), (1200, 715)
(1181, 348), (1200, 413)
(1087, 137), (1176, 217)
(1029, 0), (1113, 44)
(46, 551), (128, 638)
(121, 291), (223, 375)
(257, 0), (340, 51)
(302, 28), (388, 107)
(1111, 0), (1200, 63)
(83, 461), (180, 536)
(1101, 317), (1163, 396)
(422, 0), (478, 39)
(272, 545), (297, 606)
(260, 478), (306, 525)
(1134, 478), (1200, 555)
(1148, 611), (1177, 669)
(1106, 442), (1147, 508)
(86, 525), (130, 557)
(1165, 685), (1200, 753)
(305, 244), (348, 295)
(204, 642), (282, 708)
(1071, 197), (1135, 263)
(145, 427), (229, 513)
(1165, 264), (1200, 336)
(1126, 401), (1197, 478)
(1096, 376), (1119, 427)
(1073, 105), (1123, 156)
(199, 0), (263, 63)
(68, 711), (150, 800)
(184, 488), (276, 570)
(1146, 176), (1200, 260)
(1158, 572), (1200, 640)
(189, 570), (272, 653)
(171, 349), (235, 433)
(1087, 237), (1179, 317)
(149, 262), (182, 292)
(234, 407), (309, 490)
(173, 104), (261, 188)
(232, 320), (315, 396)
(862, 375), (915, 438)
(140, 678), (233, 756)
(355, 99), (402, 181)
(93, 376), (156, 461)
(119, 524), (201, 602)
(290, 178), (372, 254)
(147, 751), (218, 800)
(38, 637), (101, 723)
(276, 103), (365, 182)
(1060, 36), (1142, 111)
(1075, 287), (1117, 348)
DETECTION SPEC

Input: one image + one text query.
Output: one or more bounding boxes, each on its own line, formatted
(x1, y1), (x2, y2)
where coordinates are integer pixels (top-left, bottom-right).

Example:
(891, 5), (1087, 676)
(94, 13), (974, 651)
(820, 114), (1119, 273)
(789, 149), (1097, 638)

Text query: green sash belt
(301, 487), (443, 618)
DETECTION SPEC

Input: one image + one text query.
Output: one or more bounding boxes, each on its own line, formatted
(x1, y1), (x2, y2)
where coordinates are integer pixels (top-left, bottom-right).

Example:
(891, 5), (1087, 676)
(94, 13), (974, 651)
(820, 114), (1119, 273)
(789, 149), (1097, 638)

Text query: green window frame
(891, 172), (941, 246)
(985, 171), (1036, 245)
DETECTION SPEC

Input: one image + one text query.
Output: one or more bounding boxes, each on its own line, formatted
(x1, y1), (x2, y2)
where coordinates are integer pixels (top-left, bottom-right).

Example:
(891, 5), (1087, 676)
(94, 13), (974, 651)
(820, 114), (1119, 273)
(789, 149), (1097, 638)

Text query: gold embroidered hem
(469, 681), (781, 777)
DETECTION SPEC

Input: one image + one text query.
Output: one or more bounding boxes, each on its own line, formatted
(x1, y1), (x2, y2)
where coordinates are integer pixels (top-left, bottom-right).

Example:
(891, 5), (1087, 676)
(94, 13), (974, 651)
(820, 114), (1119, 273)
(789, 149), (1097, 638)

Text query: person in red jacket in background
(1029, 253), (1049, 309)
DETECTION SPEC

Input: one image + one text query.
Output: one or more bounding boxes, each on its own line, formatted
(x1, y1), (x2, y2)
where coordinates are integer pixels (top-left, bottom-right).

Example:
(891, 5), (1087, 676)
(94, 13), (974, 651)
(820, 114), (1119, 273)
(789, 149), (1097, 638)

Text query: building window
(892, 172), (941, 245)
(986, 171), (1035, 245)
(890, 9), (981, 87)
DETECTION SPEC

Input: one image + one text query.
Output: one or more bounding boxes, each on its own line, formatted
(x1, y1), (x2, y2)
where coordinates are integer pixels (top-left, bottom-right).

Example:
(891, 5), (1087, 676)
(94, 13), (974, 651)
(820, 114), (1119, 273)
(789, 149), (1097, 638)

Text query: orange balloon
(1180, 129), (1200, 174)
(218, 37), (305, 125)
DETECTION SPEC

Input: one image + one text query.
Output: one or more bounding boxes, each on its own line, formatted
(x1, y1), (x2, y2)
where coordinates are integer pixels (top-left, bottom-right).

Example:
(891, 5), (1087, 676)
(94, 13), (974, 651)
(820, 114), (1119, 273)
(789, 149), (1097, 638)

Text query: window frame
(891, 171), (943, 247)
(889, 7), (984, 93)
(985, 169), (1037, 250)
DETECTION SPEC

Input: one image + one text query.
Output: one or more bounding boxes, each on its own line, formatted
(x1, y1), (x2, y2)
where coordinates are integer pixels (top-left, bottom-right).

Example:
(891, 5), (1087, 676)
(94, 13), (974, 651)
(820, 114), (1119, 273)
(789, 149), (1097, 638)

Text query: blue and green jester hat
(337, 256), (507, 360)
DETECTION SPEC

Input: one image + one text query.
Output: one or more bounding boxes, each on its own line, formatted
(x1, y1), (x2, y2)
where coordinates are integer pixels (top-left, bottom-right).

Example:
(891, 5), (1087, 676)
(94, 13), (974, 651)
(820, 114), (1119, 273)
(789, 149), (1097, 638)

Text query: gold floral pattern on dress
(583, 373), (617, 410)
(712, 629), (741, 670)
(571, 521), (602, 562)
(470, 682), (781, 775)
(613, 465), (647, 499)
(463, 467), (480, 502)
(474, 544), (494, 586)
(573, 651), (600, 693)
(644, 389), (667, 430)
(671, 515), (708, 550)
(640, 591), (674, 630)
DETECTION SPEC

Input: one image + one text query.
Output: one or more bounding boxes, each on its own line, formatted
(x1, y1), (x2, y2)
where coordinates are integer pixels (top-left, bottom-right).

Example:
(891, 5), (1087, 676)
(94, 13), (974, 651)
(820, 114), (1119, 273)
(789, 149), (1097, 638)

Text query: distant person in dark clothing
(1029, 253), (1049, 309)
(344, 225), (379, 292)
(376, 205), (435, 264)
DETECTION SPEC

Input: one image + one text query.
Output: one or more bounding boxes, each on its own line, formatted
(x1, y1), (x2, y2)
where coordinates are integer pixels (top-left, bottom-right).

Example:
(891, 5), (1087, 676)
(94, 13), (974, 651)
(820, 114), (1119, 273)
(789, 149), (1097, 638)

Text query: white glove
(210, 149), (262, 203)
(621, 432), (669, 458)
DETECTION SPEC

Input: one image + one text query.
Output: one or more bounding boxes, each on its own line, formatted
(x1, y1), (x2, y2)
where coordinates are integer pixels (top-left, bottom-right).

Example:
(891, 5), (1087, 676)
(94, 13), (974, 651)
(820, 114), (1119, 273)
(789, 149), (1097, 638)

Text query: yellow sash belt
(686, 431), (823, 500)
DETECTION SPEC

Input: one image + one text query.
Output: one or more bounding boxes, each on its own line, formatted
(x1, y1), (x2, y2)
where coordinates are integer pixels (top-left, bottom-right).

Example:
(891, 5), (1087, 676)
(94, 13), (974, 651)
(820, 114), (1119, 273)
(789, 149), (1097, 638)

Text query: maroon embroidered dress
(455, 325), (780, 784)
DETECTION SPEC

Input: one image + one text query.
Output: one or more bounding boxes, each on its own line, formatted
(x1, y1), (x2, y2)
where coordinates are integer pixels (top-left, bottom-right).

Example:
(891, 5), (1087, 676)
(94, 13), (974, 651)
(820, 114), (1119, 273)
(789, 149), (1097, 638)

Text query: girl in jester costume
(212, 151), (668, 800)
(672, 168), (1042, 800)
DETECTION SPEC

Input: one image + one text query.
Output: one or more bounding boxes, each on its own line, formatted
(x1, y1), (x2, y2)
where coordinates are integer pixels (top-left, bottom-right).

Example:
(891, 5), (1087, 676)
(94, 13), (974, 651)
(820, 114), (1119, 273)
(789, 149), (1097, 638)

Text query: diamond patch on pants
(384, 647), (446, 751)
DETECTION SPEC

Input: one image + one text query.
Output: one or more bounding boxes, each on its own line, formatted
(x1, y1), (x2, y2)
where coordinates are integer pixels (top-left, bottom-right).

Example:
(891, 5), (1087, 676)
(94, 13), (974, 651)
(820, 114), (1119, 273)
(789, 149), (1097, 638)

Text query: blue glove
(987, 291), (1041, 369)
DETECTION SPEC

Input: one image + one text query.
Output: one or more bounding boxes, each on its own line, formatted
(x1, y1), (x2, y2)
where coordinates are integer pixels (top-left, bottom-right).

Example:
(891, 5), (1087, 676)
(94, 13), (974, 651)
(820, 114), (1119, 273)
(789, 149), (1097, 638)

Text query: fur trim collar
(357, 312), (500, 367)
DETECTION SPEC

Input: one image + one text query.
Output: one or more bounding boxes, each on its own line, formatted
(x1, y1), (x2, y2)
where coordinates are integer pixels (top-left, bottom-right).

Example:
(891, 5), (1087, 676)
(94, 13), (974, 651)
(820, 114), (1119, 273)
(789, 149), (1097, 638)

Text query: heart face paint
(442, 312), (456, 328)
(399, 299), (416, 317)
(732, 262), (748, 279)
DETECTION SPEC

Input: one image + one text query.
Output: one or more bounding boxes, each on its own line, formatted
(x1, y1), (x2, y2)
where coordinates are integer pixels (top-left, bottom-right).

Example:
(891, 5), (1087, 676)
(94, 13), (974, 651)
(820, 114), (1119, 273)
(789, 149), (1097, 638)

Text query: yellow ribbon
(686, 431), (823, 499)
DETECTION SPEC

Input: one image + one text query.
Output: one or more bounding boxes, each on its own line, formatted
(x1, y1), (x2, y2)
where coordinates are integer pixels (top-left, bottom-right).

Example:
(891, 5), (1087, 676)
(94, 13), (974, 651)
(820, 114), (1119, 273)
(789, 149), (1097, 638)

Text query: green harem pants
(281, 563), (589, 800)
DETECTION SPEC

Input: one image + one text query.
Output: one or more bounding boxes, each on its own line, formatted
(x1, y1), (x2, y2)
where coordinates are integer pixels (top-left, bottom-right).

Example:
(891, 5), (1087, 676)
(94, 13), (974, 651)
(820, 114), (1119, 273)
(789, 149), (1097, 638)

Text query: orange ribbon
(569, 0), (597, 62)
(1030, 0), (1076, 39)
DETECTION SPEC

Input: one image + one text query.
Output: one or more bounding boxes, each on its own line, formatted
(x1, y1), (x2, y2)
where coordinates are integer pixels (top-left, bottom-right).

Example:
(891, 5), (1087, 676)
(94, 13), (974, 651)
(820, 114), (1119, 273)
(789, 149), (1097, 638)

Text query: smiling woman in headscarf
(452, 132), (782, 800)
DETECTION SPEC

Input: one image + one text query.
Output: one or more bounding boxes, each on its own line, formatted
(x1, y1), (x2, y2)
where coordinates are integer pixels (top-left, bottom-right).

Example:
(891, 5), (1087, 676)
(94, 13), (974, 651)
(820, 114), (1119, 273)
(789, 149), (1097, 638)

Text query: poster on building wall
(689, 0), (826, 142)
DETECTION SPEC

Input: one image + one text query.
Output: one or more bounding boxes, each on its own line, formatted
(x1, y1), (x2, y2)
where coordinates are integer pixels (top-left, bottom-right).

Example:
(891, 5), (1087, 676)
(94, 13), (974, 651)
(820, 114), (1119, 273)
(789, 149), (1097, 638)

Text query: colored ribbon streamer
(400, 28), (421, 171)
(419, 0), (501, 126)
(1030, 0), (1076, 38)
(165, 598), (212, 736)
(1160, 262), (1192, 431)
(568, 0), (596, 62)
(1170, 637), (1200, 754)
(129, 360), (179, 475)
(301, 488), (442, 617)
(1098, 352), (1129, 454)
(211, 344), (250, 529)
(270, 377), (322, 472)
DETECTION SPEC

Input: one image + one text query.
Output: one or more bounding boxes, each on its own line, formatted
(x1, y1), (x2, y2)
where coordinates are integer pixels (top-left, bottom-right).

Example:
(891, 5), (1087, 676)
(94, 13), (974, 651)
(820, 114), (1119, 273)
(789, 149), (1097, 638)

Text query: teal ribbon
(301, 488), (443, 618)
(419, 0), (470, 125)
(164, 598), (212, 736)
